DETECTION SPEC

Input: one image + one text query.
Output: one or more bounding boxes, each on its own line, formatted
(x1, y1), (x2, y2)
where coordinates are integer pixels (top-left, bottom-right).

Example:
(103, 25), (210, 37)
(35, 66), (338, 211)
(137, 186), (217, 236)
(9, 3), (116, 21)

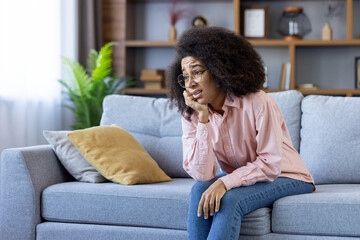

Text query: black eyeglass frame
(177, 70), (207, 88)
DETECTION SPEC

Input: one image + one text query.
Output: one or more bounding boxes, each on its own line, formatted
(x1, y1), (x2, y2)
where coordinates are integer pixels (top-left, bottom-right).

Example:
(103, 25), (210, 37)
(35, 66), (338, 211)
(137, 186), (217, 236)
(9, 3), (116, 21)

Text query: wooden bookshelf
(103, 0), (360, 97)
(125, 41), (176, 47)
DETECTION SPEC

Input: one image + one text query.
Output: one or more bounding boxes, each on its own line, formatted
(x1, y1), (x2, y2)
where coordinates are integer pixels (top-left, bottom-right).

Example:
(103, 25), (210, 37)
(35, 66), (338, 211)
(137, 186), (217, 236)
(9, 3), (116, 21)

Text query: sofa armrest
(0, 145), (72, 240)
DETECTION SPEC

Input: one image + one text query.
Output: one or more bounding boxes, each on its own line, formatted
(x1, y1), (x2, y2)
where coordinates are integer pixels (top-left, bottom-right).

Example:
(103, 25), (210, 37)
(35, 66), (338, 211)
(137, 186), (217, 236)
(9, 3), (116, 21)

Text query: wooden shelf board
(249, 40), (291, 46)
(123, 88), (167, 95)
(250, 39), (360, 46)
(130, 0), (229, 2)
(291, 39), (360, 46)
(297, 89), (360, 96)
(126, 39), (360, 48)
(126, 41), (176, 47)
(265, 88), (360, 96)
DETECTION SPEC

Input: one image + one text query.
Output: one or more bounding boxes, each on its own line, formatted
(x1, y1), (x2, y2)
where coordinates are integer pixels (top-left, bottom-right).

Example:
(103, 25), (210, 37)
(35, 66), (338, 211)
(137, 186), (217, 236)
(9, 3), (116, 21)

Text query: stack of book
(140, 69), (165, 89)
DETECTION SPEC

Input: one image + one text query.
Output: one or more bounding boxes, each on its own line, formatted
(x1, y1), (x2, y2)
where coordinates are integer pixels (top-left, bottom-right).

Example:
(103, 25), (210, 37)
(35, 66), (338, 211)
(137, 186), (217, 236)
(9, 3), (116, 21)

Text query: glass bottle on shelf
(277, 6), (311, 40)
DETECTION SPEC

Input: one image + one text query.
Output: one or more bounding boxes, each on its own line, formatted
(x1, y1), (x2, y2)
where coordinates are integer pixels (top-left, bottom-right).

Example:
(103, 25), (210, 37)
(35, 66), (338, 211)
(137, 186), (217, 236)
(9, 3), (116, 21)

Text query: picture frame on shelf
(241, 5), (269, 39)
(356, 57), (360, 88)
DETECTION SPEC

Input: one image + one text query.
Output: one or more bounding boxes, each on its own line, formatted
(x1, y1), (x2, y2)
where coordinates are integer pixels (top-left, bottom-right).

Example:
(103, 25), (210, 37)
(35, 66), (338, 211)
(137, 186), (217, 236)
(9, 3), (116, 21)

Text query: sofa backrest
(101, 95), (188, 177)
(100, 90), (303, 178)
(300, 95), (360, 184)
(268, 90), (303, 152)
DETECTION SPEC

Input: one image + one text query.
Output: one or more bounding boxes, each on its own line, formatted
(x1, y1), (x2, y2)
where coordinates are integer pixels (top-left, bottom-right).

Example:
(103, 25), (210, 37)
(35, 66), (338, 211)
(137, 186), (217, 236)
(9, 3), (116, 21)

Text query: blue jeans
(187, 173), (313, 240)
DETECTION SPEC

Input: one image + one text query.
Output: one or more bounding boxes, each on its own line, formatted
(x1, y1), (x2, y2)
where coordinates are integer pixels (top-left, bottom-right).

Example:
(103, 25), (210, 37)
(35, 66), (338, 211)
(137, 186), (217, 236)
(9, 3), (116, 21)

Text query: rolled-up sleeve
(182, 116), (217, 181)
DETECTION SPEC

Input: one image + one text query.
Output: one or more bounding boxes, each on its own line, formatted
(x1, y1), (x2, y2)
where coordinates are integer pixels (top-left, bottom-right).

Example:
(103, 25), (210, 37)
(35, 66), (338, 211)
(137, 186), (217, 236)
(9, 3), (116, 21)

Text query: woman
(166, 26), (315, 240)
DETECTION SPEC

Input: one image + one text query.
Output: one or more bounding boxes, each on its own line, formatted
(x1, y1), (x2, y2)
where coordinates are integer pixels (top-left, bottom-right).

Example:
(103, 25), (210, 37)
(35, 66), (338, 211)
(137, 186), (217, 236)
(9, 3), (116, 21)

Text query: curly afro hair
(166, 26), (265, 119)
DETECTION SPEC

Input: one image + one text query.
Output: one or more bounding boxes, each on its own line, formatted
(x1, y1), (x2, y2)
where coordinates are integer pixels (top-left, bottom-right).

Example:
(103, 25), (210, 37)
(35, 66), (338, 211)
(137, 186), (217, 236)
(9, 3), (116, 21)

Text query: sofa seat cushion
(272, 184), (360, 237)
(37, 222), (188, 240)
(42, 179), (193, 230)
(42, 179), (272, 235)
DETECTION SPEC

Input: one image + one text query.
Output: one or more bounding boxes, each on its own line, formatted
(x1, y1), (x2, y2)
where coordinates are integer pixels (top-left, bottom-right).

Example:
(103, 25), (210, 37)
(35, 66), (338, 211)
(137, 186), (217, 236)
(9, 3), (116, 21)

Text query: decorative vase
(277, 6), (311, 40)
(169, 25), (177, 41)
(322, 22), (332, 40)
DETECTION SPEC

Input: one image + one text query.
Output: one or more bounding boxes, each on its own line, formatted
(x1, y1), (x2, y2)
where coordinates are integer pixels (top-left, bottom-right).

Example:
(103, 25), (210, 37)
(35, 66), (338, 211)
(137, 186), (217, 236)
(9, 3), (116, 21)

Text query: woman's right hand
(183, 90), (209, 123)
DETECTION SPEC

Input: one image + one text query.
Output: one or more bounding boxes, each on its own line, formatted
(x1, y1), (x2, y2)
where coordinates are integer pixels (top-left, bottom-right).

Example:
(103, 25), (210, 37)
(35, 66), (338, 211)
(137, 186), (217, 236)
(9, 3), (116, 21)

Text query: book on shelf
(279, 63), (286, 90)
(140, 75), (164, 81)
(140, 69), (165, 83)
(141, 69), (165, 76)
(279, 62), (291, 90)
(144, 81), (165, 90)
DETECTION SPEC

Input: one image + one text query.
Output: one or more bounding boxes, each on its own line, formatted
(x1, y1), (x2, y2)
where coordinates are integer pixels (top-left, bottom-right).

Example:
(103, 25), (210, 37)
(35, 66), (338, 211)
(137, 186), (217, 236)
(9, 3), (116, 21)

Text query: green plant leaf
(104, 76), (120, 94)
(60, 42), (133, 130)
(89, 79), (107, 120)
(62, 104), (76, 113)
(62, 57), (92, 97)
(87, 49), (98, 73)
(92, 42), (118, 82)
(115, 75), (136, 94)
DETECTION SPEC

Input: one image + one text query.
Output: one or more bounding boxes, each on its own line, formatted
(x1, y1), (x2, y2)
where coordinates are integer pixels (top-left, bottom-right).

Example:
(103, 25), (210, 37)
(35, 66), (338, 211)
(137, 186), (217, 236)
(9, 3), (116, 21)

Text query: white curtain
(0, 0), (76, 153)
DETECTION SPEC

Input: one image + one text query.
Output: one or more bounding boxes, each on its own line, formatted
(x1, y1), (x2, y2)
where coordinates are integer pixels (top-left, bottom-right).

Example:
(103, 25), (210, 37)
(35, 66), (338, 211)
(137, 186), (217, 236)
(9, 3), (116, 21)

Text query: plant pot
(322, 22), (332, 40)
(169, 25), (177, 41)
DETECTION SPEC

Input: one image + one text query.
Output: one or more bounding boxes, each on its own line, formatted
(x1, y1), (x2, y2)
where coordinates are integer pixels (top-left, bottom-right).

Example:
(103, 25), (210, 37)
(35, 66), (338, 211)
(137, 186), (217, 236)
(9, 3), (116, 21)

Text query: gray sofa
(1, 90), (360, 240)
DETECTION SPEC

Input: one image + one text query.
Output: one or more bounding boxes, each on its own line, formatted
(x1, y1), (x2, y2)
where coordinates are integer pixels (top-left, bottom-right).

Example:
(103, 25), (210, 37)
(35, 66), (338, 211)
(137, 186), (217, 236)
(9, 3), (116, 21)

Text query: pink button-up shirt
(182, 90), (314, 190)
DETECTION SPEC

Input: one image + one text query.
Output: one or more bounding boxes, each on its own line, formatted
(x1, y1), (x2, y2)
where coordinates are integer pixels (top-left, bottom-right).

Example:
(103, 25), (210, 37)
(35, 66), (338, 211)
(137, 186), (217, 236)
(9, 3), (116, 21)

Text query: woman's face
(180, 56), (224, 108)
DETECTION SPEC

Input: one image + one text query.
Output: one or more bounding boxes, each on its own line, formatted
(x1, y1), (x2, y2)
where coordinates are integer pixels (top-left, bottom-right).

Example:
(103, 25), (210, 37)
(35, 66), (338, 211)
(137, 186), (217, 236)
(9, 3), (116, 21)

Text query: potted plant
(60, 42), (134, 130)
(322, 0), (344, 40)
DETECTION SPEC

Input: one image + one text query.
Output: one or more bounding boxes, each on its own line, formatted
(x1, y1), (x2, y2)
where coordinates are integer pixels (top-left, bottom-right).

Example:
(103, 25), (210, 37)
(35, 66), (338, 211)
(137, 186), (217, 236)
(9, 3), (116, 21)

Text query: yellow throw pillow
(67, 125), (171, 185)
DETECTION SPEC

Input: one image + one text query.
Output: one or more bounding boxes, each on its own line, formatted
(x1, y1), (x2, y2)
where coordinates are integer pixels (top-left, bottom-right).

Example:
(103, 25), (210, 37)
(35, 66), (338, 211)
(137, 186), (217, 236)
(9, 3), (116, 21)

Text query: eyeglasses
(177, 70), (207, 88)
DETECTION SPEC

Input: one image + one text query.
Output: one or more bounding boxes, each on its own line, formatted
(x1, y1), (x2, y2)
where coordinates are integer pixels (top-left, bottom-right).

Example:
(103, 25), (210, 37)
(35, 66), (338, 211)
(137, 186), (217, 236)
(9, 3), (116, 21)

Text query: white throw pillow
(43, 130), (107, 183)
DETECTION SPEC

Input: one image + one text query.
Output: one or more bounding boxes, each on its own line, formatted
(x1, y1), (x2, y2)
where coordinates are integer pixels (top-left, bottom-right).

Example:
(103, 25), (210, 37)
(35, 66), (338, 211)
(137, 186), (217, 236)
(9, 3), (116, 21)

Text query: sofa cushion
(37, 222), (188, 240)
(67, 125), (171, 185)
(268, 90), (303, 152)
(300, 95), (360, 184)
(43, 130), (107, 183)
(272, 184), (360, 237)
(101, 95), (187, 178)
(42, 179), (192, 230)
(42, 180), (272, 235)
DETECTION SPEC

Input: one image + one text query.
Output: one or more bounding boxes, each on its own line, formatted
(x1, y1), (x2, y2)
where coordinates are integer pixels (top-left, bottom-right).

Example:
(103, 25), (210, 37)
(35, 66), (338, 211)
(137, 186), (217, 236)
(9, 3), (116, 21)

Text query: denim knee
(190, 181), (212, 198)
(220, 189), (250, 217)
(190, 175), (224, 204)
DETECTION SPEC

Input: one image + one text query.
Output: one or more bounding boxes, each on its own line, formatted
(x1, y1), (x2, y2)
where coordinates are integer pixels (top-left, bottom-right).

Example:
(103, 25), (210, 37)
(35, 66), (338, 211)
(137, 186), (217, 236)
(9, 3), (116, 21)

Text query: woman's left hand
(198, 179), (227, 219)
